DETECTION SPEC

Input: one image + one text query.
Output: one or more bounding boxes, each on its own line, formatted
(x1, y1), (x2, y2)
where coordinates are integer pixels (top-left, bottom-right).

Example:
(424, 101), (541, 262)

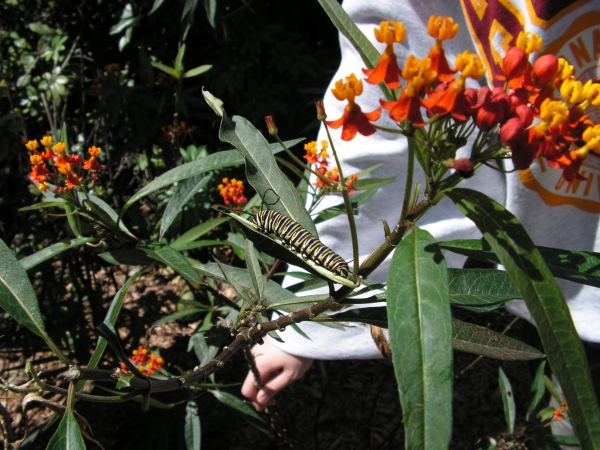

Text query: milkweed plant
(2, 5), (600, 450)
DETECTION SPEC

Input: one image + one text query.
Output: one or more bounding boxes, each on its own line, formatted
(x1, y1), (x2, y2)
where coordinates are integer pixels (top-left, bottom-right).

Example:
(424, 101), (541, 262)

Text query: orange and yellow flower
(83, 146), (105, 172)
(427, 16), (459, 82)
(363, 21), (406, 89)
(120, 346), (165, 377)
(218, 177), (248, 209)
(327, 73), (381, 141)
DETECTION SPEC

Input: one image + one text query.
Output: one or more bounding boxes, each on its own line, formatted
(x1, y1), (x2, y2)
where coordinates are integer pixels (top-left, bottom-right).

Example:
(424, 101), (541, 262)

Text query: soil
(0, 263), (591, 450)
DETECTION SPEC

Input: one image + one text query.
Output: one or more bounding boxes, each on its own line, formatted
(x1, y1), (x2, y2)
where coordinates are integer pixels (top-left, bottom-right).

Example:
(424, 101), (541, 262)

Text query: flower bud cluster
(120, 346), (165, 376)
(25, 136), (104, 193)
(325, 16), (600, 182)
(303, 140), (358, 194)
(218, 177), (248, 209)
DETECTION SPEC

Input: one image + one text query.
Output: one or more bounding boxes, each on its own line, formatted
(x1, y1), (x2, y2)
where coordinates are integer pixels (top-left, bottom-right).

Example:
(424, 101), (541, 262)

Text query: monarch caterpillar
(91, 222), (124, 248)
(252, 210), (349, 278)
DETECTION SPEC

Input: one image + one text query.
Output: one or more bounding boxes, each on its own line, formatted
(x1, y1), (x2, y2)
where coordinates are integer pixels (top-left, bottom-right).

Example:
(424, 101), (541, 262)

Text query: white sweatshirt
(272, 0), (600, 359)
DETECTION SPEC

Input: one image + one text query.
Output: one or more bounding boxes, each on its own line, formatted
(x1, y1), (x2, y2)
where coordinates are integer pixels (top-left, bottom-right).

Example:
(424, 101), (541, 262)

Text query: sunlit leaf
(498, 367), (516, 434)
(387, 227), (453, 449)
(139, 241), (203, 285)
(185, 400), (201, 450)
(46, 409), (86, 450)
(446, 187), (600, 447)
(20, 238), (94, 271)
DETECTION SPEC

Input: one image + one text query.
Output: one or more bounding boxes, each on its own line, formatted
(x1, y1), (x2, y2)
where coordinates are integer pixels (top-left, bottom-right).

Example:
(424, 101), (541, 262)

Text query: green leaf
(451, 319), (545, 361)
(209, 390), (271, 436)
(204, 0), (217, 27)
(528, 361), (547, 421)
(139, 241), (203, 285)
(151, 62), (178, 78)
(191, 261), (317, 312)
(98, 249), (154, 266)
(448, 268), (520, 312)
(498, 367), (516, 434)
(0, 239), (45, 337)
(148, 0), (165, 14)
(185, 64), (212, 78)
(159, 174), (212, 239)
(387, 227), (453, 449)
(19, 201), (67, 211)
(46, 409), (86, 450)
(218, 113), (317, 237)
(170, 217), (229, 251)
(77, 269), (146, 393)
(316, 0), (394, 101)
(539, 435), (581, 446)
(351, 177), (395, 191)
(313, 187), (379, 225)
(28, 22), (54, 35)
(78, 191), (134, 237)
(445, 187), (600, 447)
(110, 4), (135, 35)
(440, 239), (600, 289)
(245, 240), (264, 303)
(20, 238), (94, 271)
(329, 308), (546, 361)
(174, 44), (186, 75)
(120, 140), (300, 217)
(214, 259), (252, 305)
(152, 308), (205, 326)
(185, 400), (201, 450)
(202, 89), (224, 117)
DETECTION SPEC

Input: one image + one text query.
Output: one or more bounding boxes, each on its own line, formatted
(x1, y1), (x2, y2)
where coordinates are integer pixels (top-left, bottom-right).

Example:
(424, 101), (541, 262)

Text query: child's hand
(241, 338), (314, 411)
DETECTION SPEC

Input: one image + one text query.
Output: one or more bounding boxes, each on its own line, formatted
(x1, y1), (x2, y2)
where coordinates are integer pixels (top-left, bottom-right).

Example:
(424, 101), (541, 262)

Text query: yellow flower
(38, 182), (50, 192)
(516, 31), (543, 54)
(583, 124), (600, 153)
(88, 146), (102, 157)
(560, 79), (585, 104)
(57, 162), (73, 175)
(53, 142), (66, 154)
(539, 98), (569, 128)
(427, 16), (459, 41)
(331, 73), (363, 103)
(374, 21), (406, 45)
(40, 136), (53, 147)
(455, 50), (486, 80)
(583, 81), (600, 106)
(556, 58), (574, 82)
(25, 140), (38, 151)
(30, 154), (44, 166)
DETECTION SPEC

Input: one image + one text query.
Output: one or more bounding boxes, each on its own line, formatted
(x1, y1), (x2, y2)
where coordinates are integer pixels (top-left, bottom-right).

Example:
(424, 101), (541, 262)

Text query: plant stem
(400, 137), (416, 220)
(274, 135), (336, 186)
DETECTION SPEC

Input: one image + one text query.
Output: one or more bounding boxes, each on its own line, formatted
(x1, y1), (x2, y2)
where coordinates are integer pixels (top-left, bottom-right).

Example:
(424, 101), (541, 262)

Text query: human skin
(241, 338), (314, 411)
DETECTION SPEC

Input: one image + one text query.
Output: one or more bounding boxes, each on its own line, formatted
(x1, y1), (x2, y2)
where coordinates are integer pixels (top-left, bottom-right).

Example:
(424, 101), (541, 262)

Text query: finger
(241, 371), (259, 400)
(255, 371), (296, 405)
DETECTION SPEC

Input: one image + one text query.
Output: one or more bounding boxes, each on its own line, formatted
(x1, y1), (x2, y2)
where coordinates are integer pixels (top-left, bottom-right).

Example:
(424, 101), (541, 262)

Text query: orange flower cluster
(120, 346), (164, 377)
(303, 140), (358, 194)
(218, 177), (248, 209)
(25, 136), (104, 193)
(326, 16), (600, 182)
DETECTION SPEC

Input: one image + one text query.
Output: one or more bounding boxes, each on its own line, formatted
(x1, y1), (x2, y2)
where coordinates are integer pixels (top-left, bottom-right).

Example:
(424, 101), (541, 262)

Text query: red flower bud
(500, 117), (525, 145)
(452, 158), (474, 178)
(476, 88), (511, 131)
(533, 54), (558, 84)
(265, 116), (278, 135)
(509, 88), (529, 107)
(315, 101), (327, 121)
(502, 47), (528, 79)
(514, 104), (533, 127)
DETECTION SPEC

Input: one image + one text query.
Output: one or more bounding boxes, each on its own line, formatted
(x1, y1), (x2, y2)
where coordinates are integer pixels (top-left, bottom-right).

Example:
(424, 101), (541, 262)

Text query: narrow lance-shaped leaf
(46, 408), (86, 450)
(185, 400), (202, 450)
(216, 108), (317, 237)
(20, 237), (94, 271)
(448, 268), (520, 312)
(138, 241), (204, 285)
(440, 239), (600, 289)
(0, 239), (46, 337)
(528, 361), (547, 420)
(210, 390), (271, 437)
(330, 308), (546, 361)
(498, 367), (516, 435)
(170, 217), (228, 251)
(387, 227), (453, 449)
(446, 187), (600, 447)
(159, 174), (212, 239)
(245, 239), (264, 303)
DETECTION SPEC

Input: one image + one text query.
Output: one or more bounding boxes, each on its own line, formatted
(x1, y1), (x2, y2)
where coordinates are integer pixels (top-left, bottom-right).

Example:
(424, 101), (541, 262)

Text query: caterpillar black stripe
(252, 210), (349, 278)
(92, 222), (124, 248)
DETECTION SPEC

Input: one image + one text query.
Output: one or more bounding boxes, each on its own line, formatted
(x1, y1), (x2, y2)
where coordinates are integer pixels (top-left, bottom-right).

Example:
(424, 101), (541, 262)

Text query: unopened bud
(502, 47), (527, 79)
(265, 116), (278, 135)
(500, 117), (525, 145)
(451, 158), (474, 178)
(533, 54), (558, 84)
(315, 100), (327, 121)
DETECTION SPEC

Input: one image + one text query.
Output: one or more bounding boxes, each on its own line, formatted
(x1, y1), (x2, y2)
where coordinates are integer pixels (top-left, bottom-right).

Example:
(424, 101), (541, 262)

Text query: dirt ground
(1, 263), (596, 449)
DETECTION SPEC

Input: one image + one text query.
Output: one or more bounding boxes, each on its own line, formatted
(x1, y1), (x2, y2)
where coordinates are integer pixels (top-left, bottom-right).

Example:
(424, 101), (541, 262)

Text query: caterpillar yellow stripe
(252, 210), (349, 278)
